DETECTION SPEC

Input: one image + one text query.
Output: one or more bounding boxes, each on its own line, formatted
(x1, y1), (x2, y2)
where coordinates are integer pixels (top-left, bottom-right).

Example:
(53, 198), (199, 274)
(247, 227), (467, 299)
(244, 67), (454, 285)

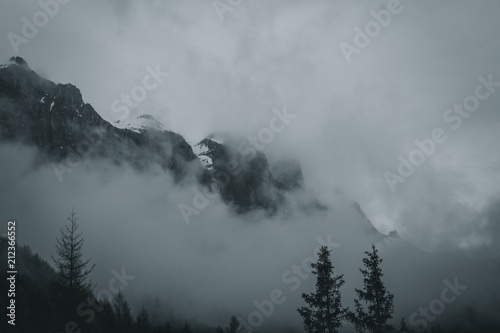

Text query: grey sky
(1, 0), (500, 265)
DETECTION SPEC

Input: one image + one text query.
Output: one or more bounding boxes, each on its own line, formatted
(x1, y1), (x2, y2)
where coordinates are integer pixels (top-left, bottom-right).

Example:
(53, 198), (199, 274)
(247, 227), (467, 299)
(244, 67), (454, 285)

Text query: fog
(0, 142), (499, 330)
(1, 0), (500, 331)
(0, 142), (369, 328)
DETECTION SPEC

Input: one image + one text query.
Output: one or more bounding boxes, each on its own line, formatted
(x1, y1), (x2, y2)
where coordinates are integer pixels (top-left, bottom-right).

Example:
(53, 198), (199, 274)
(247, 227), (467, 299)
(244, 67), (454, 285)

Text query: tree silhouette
(50, 208), (95, 328)
(94, 300), (117, 333)
(137, 305), (152, 333)
(298, 246), (347, 333)
(225, 316), (243, 333)
(399, 317), (412, 332)
(350, 244), (394, 333)
(52, 209), (95, 296)
(113, 289), (133, 332)
(183, 321), (192, 333)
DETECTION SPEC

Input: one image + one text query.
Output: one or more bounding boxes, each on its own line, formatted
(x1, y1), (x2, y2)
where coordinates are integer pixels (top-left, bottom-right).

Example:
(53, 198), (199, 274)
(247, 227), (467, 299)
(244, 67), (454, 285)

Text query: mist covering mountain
(1, 56), (500, 332)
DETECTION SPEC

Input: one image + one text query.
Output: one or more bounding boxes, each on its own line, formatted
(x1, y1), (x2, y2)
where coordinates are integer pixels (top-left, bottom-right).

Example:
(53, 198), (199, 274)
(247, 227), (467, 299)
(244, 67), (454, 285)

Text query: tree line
(0, 210), (455, 333)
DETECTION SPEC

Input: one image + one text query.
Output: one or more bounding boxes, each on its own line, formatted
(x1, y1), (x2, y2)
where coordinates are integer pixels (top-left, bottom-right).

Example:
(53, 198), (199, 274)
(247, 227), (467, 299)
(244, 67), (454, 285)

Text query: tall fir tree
(52, 209), (95, 296)
(298, 246), (347, 333)
(350, 244), (394, 333)
(50, 208), (95, 328)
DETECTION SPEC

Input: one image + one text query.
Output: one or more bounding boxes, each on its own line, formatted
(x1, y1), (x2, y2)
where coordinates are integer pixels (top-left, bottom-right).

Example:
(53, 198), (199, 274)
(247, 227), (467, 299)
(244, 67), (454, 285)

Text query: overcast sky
(2, 1), (500, 329)
(1, 0), (500, 255)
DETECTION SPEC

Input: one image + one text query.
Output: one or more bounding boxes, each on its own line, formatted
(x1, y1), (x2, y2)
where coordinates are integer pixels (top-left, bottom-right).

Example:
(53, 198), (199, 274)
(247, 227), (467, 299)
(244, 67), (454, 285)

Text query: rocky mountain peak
(9, 56), (28, 68)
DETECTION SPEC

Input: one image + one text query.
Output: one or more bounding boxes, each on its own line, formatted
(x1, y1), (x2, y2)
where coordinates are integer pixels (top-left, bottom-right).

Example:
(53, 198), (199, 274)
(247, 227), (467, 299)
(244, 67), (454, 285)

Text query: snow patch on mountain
(192, 140), (214, 169)
(113, 114), (166, 133)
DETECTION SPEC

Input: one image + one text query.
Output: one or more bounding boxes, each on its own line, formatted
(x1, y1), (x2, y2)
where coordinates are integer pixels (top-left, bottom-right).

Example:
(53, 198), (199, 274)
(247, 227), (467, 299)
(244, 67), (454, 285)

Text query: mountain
(0, 56), (393, 241)
(0, 57), (200, 181)
(0, 235), (54, 286)
(0, 57), (330, 218)
(192, 135), (326, 214)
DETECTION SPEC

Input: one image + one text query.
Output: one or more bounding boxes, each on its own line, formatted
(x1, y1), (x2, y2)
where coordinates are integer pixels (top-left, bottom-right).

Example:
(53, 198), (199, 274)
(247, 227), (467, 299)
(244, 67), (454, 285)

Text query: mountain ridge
(0, 56), (384, 236)
(0, 57), (198, 180)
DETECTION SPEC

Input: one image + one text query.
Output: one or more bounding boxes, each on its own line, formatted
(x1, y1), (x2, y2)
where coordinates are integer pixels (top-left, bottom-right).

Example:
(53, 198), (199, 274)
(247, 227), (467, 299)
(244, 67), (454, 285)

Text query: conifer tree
(183, 321), (192, 333)
(50, 208), (95, 328)
(113, 289), (133, 332)
(399, 317), (410, 332)
(225, 316), (242, 333)
(137, 305), (151, 333)
(298, 246), (347, 333)
(350, 244), (394, 333)
(52, 209), (95, 297)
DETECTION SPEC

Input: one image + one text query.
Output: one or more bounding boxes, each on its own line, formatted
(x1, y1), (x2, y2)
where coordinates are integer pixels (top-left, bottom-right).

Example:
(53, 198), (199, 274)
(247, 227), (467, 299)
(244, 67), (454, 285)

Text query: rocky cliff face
(192, 136), (324, 214)
(0, 57), (198, 180)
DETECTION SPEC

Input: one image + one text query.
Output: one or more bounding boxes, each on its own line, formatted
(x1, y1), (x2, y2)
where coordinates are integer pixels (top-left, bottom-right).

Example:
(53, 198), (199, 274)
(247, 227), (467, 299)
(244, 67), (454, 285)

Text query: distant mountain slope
(0, 235), (54, 286)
